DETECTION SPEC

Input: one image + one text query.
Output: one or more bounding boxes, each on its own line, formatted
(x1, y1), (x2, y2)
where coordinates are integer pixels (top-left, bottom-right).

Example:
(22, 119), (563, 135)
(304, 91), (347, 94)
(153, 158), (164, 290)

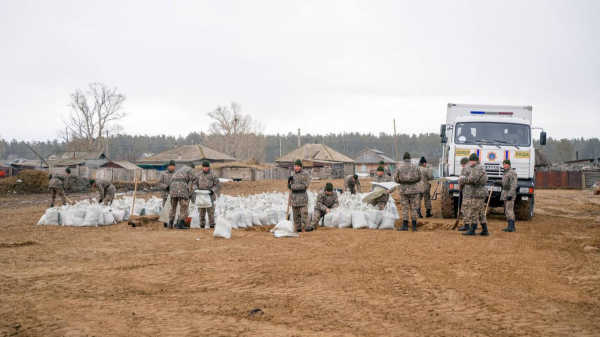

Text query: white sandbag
(82, 205), (103, 227)
(390, 202), (400, 220)
(144, 203), (160, 216)
(251, 213), (262, 226)
(111, 209), (126, 223)
(102, 209), (116, 225)
(237, 211), (248, 229)
(352, 211), (368, 229)
(266, 209), (279, 225)
(366, 211), (382, 230)
(190, 208), (201, 228)
(37, 214), (46, 226)
(260, 213), (269, 226)
(74, 209), (86, 219)
(270, 220), (294, 234)
(193, 190), (213, 208)
(133, 202), (145, 216)
(213, 214), (232, 239)
(244, 210), (253, 228)
(158, 195), (171, 223)
(332, 212), (340, 227)
(379, 213), (396, 229)
(323, 212), (337, 228)
(226, 210), (240, 229)
(338, 212), (352, 229)
(44, 208), (60, 225)
(59, 210), (74, 226)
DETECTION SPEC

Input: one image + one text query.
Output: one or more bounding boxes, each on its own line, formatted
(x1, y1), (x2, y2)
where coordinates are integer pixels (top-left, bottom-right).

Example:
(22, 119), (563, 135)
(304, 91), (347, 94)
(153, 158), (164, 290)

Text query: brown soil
(1, 182), (600, 336)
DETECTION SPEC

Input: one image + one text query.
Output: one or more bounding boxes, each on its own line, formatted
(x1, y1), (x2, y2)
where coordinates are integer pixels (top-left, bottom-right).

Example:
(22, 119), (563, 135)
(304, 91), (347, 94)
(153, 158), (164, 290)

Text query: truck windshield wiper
(493, 139), (520, 149)
(462, 140), (482, 148)
(477, 140), (500, 149)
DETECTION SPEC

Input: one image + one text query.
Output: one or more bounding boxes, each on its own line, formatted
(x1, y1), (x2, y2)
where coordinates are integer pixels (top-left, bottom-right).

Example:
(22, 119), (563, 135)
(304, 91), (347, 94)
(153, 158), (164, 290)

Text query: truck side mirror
(540, 132), (547, 146)
(441, 136), (448, 144)
(440, 124), (446, 138)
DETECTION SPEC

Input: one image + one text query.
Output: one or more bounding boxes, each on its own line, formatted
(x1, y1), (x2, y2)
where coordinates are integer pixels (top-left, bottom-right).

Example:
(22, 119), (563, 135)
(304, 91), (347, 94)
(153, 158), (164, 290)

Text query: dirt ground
(1, 180), (600, 336)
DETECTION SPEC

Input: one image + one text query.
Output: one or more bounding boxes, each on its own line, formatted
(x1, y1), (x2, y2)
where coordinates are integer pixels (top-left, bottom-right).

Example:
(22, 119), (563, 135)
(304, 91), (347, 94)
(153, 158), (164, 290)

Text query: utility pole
(297, 129), (301, 148)
(393, 119), (398, 162)
(279, 136), (282, 157)
(106, 131), (109, 159)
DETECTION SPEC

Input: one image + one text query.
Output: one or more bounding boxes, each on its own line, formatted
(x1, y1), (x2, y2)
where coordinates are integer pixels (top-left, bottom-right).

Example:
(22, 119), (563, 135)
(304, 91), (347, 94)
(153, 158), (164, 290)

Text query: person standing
(460, 153), (489, 236)
(417, 157), (434, 218)
(501, 159), (518, 232)
(370, 165), (392, 210)
(457, 157), (471, 231)
(394, 152), (422, 231)
(194, 159), (221, 229)
(90, 179), (116, 205)
(288, 159), (310, 232)
(157, 160), (176, 228)
(310, 182), (339, 229)
(48, 168), (71, 207)
(169, 164), (197, 230)
(345, 174), (361, 194)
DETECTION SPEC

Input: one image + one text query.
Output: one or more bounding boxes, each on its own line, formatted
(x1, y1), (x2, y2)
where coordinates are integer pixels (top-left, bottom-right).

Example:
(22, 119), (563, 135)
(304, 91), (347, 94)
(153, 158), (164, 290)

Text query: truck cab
(439, 103), (546, 221)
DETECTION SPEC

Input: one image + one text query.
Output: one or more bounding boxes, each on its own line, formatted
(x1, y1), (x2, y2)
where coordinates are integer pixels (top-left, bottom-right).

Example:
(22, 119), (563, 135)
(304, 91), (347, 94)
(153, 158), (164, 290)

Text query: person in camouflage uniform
(48, 168), (71, 207)
(460, 153), (489, 236)
(457, 157), (471, 231)
(345, 174), (361, 194)
(394, 152), (422, 231)
(157, 160), (176, 228)
(91, 179), (116, 205)
(169, 164), (197, 230)
(501, 159), (518, 232)
(193, 159), (221, 229)
(288, 159), (311, 232)
(370, 165), (392, 210)
(310, 182), (339, 228)
(417, 157), (434, 218)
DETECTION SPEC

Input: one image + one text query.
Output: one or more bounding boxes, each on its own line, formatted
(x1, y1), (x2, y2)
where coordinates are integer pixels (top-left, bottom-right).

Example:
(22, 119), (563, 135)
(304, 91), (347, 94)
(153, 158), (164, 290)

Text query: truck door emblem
(487, 152), (497, 162)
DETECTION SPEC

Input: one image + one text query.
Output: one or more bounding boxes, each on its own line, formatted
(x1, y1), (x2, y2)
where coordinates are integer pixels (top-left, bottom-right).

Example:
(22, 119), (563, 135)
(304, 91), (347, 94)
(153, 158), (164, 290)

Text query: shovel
(451, 192), (462, 230)
(484, 181), (495, 215)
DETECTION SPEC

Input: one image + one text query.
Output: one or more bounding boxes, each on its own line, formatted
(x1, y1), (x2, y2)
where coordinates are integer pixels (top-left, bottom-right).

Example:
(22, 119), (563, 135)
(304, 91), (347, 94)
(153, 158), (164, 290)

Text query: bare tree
(58, 83), (127, 150)
(204, 102), (266, 161)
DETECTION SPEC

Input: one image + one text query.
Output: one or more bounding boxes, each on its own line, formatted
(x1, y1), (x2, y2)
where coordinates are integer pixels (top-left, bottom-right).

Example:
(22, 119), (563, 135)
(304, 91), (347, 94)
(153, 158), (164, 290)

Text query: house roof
(353, 149), (397, 164)
(275, 144), (354, 163)
(136, 145), (236, 164)
(47, 151), (106, 160)
(107, 161), (141, 170)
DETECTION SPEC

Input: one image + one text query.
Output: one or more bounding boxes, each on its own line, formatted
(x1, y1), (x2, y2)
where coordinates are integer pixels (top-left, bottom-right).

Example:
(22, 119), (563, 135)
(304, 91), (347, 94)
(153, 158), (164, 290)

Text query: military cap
(293, 159), (303, 167)
(419, 157), (427, 164)
(353, 174), (358, 180)
(469, 153), (479, 161)
(202, 159), (210, 167)
(460, 157), (469, 165)
(325, 183), (333, 192)
(65, 167), (71, 174)
(503, 159), (511, 165)
(168, 160), (176, 166)
(377, 165), (384, 172)
(403, 152), (411, 160)
(89, 179), (95, 185)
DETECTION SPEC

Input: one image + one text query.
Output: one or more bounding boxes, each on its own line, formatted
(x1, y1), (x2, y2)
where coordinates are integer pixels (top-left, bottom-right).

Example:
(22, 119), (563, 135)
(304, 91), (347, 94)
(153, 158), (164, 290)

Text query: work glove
(99, 199), (103, 203)
(166, 186), (170, 192)
(209, 190), (214, 195)
(288, 176), (293, 184)
(506, 196), (513, 201)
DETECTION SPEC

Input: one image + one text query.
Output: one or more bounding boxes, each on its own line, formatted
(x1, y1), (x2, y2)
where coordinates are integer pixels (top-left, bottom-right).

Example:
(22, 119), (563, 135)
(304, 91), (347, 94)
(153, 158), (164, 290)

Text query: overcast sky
(1, 0), (599, 142)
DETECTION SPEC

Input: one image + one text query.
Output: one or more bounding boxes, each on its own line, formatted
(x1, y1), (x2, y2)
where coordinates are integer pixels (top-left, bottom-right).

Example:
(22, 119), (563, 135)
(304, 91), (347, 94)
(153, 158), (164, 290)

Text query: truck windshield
(454, 122), (530, 147)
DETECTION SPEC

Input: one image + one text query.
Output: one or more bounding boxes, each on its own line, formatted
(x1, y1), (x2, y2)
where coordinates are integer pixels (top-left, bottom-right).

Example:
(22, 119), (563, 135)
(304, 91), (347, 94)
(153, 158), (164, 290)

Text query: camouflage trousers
(461, 197), (470, 223)
(311, 209), (326, 228)
(504, 200), (515, 221)
(292, 205), (309, 230)
(200, 204), (216, 227)
(465, 197), (486, 225)
(102, 185), (116, 205)
(369, 198), (388, 210)
(400, 193), (420, 221)
(170, 197), (190, 221)
(51, 187), (67, 205)
(418, 191), (432, 210)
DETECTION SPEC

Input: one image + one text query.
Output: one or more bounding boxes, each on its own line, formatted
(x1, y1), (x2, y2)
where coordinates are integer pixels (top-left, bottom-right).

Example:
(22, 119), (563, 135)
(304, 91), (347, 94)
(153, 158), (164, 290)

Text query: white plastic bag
(390, 202), (400, 220)
(213, 214), (232, 239)
(338, 212), (352, 229)
(267, 209), (279, 225)
(323, 211), (338, 228)
(270, 220), (295, 234)
(37, 214), (46, 226)
(352, 211), (368, 229)
(44, 208), (60, 225)
(366, 211), (382, 229)
(102, 209), (116, 225)
(190, 208), (201, 228)
(226, 210), (240, 229)
(251, 213), (262, 226)
(379, 213), (396, 229)
(243, 210), (253, 228)
(59, 210), (74, 226)
(111, 209), (126, 223)
(82, 205), (103, 227)
(193, 190), (213, 208)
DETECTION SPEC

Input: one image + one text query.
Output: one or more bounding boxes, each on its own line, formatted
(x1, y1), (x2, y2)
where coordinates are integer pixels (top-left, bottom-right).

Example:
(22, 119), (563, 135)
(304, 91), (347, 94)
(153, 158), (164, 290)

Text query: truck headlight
(519, 187), (533, 193)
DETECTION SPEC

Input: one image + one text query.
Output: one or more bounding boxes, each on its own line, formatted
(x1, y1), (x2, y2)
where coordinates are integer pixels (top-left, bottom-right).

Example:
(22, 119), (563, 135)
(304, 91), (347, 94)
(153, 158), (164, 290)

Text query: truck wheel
(515, 196), (534, 221)
(441, 185), (457, 219)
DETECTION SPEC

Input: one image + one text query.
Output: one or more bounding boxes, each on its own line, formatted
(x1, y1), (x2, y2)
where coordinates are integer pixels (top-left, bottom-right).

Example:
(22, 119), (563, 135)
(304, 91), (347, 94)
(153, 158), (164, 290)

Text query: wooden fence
(535, 170), (582, 189)
(48, 166), (158, 182)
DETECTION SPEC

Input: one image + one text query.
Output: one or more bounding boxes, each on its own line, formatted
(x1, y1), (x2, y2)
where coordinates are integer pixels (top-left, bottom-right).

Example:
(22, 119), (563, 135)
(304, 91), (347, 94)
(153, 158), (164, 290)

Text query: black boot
(305, 227), (314, 232)
(463, 223), (478, 236)
(50, 202), (54, 208)
(417, 209), (423, 218)
(458, 223), (470, 231)
(209, 224), (215, 229)
(176, 219), (189, 230)
(503, 220), (516, 232)
(296, 226), (302, 233)
(425, 209), (433, 218)
(479, 223), (489, 236)
(412, 220), (418, 231)
(397, 220), (409, 231)
(168, 220), (174, 229)
(163, 222), (168, 228)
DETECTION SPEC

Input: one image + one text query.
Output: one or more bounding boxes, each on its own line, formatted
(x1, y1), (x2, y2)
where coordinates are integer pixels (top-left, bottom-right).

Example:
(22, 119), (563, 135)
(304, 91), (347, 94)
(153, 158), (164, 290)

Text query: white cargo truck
(439, 103), (547, 221)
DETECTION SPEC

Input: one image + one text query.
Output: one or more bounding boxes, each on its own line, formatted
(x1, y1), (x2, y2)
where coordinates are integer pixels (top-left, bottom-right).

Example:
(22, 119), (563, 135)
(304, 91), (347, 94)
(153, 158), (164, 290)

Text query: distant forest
(1, 133), (598, 165)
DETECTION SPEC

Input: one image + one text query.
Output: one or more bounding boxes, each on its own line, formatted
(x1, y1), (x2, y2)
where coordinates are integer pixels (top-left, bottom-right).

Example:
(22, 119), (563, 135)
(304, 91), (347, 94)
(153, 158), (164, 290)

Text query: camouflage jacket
(315, 190), (339, 212)
(501, 168), (518, 201)
(344, 175), (361, 194)
(372, 174), (392, 203)
(96, 179), (115, 199)
(157, 170), (174, 198)
(290, 169), (310, 207)
(393, 160), (422, 195)
(417, 166), (434, 193)
(170, 166), (197, 199)
(48, 172), (68, 189)
(459, 166), (470, 190)
(462, 162), (488, 199)
(193, 169), (221, 201)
